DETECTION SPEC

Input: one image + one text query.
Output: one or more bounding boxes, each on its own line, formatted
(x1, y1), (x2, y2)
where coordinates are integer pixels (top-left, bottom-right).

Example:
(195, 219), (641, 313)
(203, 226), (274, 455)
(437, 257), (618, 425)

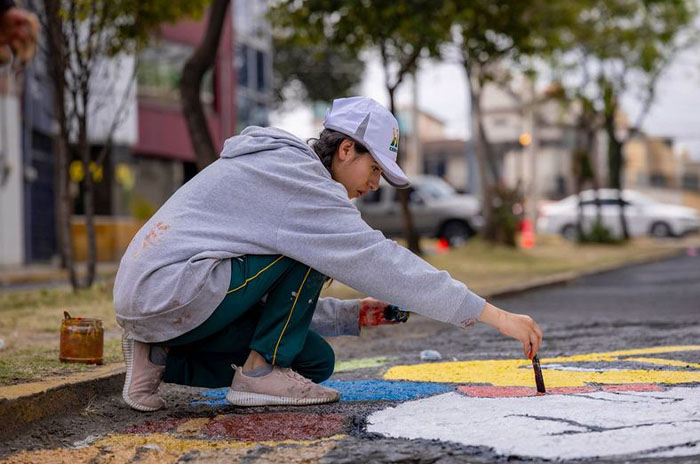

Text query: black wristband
(383, 305), (410, 323)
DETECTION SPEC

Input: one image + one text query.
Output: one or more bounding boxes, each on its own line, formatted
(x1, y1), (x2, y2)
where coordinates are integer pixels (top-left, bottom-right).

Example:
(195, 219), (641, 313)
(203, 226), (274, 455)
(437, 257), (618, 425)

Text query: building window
(138, 42), (213, 104)
(236, 44), (269, 94)
(649, 173), (667, 187)
(492, 117), (508, 127)
(256, 49), (267, 92)
(423, 159), (446, 178)
(234, 0), (271, 134)
(540, 138), (564, 148)
(555, 175), (567, 197)
(236, 44), (249, 87)
(236, 93), (269, 132)
(682, 173), (699, 191)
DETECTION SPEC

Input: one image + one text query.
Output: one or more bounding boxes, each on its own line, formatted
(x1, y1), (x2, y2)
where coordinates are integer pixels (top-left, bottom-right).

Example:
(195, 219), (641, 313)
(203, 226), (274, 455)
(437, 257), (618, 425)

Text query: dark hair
(308, 129), (370, 173)
(308, 128), (370, 290)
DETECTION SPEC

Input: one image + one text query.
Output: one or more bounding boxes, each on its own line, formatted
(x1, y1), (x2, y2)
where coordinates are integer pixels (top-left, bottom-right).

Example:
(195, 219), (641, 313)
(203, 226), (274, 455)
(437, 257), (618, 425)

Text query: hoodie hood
(221, 126), (317, 160)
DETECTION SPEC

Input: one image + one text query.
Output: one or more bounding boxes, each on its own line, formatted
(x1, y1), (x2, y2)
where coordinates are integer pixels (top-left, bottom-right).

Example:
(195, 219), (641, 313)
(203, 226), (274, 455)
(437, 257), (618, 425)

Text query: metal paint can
(59, 311), (104, 364)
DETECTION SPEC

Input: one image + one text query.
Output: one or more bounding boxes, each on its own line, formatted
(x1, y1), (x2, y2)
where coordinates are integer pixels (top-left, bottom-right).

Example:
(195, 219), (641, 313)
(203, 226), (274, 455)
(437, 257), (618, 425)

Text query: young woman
(114, 96), (543, 411)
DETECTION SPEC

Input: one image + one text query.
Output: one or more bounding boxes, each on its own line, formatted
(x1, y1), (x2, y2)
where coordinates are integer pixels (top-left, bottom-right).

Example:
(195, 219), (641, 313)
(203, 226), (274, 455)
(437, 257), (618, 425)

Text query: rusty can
(59, 311), (104, 364)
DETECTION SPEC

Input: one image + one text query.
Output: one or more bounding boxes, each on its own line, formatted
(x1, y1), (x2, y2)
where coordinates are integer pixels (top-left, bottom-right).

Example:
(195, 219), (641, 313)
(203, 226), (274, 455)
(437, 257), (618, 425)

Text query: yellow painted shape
(94, 433), (347, 454)
(176, 417), (211, 435)
(242, 438), (339, 463)
(384, 345), (700, 387)
(335, 356), (388, 372)
(4, 434), (346, 464)
(542, 345), (700, 363)
(3, 447), (104, 464)
(96, 433), (251, 453)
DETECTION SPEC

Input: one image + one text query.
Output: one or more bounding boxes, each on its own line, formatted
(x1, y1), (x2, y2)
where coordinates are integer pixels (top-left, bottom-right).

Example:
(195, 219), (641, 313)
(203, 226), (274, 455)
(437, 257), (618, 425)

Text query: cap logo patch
(390, 127), (399, 153)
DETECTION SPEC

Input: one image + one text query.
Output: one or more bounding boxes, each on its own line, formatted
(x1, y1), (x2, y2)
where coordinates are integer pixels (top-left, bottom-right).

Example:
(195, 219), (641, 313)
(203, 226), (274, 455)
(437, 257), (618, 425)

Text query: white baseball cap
(323, 96), (410, 188)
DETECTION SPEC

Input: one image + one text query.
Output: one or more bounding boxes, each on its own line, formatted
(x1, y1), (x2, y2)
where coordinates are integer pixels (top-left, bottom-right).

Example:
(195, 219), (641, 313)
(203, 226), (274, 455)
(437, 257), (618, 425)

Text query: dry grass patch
(0, 235), (694, 385)
(0, 281), (121, 385)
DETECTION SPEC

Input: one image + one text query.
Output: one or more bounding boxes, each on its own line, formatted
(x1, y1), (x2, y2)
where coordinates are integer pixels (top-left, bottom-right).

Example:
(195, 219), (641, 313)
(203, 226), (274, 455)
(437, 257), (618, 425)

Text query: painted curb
(0, 248), (685, 439)
(0, 364), (125, 442)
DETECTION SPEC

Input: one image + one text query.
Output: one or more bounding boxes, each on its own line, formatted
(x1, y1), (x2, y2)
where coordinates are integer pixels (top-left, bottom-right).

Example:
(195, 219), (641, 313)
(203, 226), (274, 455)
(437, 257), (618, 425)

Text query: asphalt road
(494, 252), (700, 322)
(3, 254), (699, 463)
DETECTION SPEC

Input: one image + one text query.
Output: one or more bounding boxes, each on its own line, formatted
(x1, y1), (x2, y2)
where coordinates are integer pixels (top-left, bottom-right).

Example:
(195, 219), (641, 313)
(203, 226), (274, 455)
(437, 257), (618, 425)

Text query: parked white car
(354, 176), (482, 245)
(537, 189), (700, 239)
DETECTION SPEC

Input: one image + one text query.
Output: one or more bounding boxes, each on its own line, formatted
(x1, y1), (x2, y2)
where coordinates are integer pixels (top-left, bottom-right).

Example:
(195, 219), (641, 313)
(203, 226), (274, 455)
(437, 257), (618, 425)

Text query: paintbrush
(532, 354), (546, 393)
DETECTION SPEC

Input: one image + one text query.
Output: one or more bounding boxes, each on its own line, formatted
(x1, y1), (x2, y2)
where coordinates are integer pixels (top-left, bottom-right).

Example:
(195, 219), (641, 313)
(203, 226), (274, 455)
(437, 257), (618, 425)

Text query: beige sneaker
(121, 335), (165, 411)
(226, 365), (340, 406)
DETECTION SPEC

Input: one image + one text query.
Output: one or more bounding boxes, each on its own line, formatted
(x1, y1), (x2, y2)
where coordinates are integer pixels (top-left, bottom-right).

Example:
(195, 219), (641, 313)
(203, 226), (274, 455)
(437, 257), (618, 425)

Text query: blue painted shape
(190, 380), (452, 407)
(321, 380), (452, 402)
(191, 388), (228, 407)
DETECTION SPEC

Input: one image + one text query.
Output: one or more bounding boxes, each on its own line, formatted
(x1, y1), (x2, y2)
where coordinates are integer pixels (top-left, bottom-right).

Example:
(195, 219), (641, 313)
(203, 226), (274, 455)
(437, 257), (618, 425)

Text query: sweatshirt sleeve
(275, 181), (486, 330)
(310, 297), (360, 337)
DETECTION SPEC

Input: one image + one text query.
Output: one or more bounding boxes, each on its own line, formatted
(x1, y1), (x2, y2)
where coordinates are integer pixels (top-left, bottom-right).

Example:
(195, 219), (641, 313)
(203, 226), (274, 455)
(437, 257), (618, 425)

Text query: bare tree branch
(95, 56), (139, 168)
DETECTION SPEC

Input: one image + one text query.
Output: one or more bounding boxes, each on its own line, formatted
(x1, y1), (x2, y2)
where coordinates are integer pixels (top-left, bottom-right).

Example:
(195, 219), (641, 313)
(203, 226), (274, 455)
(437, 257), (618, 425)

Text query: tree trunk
(78, 102), (96, 287)
(574, 120), (598, 241)
(180, 0), (229, 171)
(388, 88), (422, 255)
(43, 0), (78, 289)
(465, 63), (497, 242)
(587, 128), (603, 231)
(573, 151), (584, 241)
(605, 113), (629, 240)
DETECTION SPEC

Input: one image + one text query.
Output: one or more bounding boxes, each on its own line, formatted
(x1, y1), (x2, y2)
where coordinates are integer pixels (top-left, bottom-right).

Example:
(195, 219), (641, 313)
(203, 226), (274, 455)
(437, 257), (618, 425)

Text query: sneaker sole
(225, 388), (339, 406)
(121, 336), (162, 412)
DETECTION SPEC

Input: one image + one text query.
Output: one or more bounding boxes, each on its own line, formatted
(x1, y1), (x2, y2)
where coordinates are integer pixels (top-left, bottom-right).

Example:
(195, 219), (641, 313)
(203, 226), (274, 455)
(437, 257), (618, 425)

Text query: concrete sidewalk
(0, 247), (686, 442)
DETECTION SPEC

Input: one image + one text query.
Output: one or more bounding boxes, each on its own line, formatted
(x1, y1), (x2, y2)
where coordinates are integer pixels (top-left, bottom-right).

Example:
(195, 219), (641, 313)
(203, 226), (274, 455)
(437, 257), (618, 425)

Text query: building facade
(480, 81), (611, 202)
(1, 2), (272, 266)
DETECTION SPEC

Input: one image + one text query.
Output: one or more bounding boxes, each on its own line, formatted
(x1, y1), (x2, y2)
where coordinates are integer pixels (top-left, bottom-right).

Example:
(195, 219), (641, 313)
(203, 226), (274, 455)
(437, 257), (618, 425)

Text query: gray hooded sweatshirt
(114, 127), (485, 343)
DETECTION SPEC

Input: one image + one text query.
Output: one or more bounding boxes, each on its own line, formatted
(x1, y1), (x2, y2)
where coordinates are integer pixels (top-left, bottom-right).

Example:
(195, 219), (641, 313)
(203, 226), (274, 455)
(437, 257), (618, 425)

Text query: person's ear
(337, 139), (354, 161)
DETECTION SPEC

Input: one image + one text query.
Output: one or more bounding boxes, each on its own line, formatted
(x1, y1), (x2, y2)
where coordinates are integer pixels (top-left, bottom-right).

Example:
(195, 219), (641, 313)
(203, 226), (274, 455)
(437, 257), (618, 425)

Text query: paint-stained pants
(161, 255), (335, 388)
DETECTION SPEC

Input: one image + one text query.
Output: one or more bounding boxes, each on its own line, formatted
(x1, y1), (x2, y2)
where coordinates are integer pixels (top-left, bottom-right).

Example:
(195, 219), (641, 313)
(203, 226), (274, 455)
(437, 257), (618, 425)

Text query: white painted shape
(540, 363), (625, 372)
(641, 443), (700, 458)
(367, 387), (700, 460)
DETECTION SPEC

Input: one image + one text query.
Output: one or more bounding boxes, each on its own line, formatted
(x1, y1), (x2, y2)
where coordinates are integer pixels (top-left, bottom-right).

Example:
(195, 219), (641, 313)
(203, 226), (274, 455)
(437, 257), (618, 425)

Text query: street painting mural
(4, 345), (699, 462)
(370, 345), (700, 459)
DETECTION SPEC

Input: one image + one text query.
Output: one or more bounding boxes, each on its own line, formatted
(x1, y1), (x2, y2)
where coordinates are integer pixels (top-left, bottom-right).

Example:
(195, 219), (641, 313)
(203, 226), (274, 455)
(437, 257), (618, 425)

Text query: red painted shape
(125, 418), (188, 434)
(457, 384), (664, 397)
(457, 386), (540, 397)
(202, 413), (346, 441)
(548, 386), (597, 394)
(601, 383), (663, 392)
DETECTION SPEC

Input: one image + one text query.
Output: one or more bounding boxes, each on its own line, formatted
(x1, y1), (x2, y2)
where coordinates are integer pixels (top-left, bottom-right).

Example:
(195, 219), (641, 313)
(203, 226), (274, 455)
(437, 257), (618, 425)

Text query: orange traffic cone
(436, 238), (450, 253)
(519, 219), (535, 249)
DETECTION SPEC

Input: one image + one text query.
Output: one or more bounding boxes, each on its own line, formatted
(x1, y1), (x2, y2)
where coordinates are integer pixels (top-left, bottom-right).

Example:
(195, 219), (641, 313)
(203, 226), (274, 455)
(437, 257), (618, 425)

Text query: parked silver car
(354, 175), (482, 245)
(537, 189), (700, 239)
